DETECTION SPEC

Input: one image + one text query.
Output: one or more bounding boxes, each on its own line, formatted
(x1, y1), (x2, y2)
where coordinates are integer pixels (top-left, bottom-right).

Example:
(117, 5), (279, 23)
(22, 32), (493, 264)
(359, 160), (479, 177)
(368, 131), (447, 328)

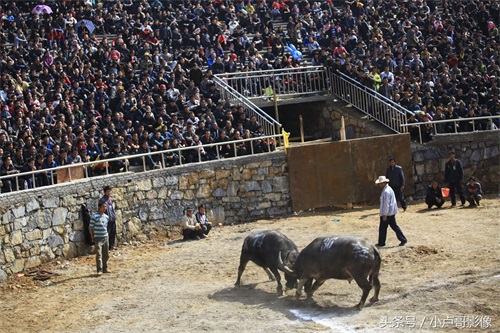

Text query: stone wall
(411, 131), (500, 198)
(0, 152), (290, 279)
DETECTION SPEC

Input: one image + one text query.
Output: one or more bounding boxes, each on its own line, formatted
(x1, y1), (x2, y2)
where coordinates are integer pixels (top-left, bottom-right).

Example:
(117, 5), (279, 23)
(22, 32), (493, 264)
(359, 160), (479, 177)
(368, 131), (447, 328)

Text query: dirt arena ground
(1, 197), (499, 333)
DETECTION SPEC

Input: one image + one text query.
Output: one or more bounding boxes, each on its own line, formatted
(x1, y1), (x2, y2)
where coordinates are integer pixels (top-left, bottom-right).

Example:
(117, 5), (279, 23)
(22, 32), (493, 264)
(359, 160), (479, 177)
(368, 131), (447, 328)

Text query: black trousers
(426, 197), (445, 208)
(183, 228), (204, 240)
(107, 220), (117, 248)
(448, 181), (465, 205)
(201, 223), (212, 235)
(390, 185), (407, 210)
(378, 215), (407, 246)
(467, 194), (482, 206)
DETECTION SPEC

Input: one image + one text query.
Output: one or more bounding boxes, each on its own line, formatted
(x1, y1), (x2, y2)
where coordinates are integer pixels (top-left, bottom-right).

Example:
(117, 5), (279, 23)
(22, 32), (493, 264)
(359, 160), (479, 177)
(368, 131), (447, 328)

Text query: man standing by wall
(375, 176), (408, 247)
(99, 186), (118, 250)
(89, 201), (111, 275)
(385, 157), (407, 211)
(444, 150), (465, 207)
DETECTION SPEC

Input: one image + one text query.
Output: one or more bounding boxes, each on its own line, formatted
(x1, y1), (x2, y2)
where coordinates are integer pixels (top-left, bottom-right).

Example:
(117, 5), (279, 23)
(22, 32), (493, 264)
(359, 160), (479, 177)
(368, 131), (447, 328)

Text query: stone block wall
(0, 152), (290, 279)
(411, 131), (500, 198)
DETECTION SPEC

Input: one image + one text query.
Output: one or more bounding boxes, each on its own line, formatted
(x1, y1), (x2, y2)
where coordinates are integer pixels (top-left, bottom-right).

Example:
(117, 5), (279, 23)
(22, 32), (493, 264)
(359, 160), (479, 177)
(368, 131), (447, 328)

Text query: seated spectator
(181, 207), (204, 241)
(107, 144), (129, 174)
(425, 179), (445, 210)
(195, 204), (212, 237)
(41, 152), (57, 186)
(161, 139), (179, 167)
(1, 155), (20, 192)
(465, 177), (482, 207)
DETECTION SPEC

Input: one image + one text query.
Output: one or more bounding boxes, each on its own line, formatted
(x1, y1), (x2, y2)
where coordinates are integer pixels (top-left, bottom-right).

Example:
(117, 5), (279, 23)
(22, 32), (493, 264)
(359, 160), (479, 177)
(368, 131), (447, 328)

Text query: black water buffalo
(235, 230), (299, 295)
(280, 236), (381, 309)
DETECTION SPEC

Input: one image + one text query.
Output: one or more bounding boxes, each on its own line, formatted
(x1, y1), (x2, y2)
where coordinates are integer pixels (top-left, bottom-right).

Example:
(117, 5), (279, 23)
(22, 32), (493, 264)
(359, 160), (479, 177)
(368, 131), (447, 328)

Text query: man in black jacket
(385, 157), (407, 211)
(444, 151), (465, 207)
(426, 179), (445, 209)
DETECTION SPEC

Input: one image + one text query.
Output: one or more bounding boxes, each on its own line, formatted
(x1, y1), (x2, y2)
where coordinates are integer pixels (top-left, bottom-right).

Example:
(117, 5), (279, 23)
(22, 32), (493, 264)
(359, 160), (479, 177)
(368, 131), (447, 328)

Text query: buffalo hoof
(354, 303), (364, 311)
(234, 282), (240, 288)
(276, 290), (284, 296)
(370, 296), (379, 303)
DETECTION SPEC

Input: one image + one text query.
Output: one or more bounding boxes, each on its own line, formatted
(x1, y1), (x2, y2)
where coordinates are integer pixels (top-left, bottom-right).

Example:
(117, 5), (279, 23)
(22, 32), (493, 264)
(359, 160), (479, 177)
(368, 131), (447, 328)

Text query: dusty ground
(1, 197), (499, 333)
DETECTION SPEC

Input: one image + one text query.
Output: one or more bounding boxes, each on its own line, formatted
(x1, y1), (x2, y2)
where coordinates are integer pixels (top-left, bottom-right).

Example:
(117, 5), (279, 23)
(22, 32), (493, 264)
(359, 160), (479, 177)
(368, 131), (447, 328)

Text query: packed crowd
(324, 0), (499, 142)
(0, 0), (499, 192)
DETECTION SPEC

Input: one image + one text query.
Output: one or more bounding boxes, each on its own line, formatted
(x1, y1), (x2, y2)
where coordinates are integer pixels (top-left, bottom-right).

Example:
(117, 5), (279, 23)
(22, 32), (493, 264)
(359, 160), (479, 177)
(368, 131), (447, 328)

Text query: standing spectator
(465, 177), (482, 207)
(444, 150), (466, 207)
(89, 201), (111, 276)
(375, 176), (408, 247)
(99, 186), (118, 251)
(181, 207), (204, 241)
(195, 204), (212, 237)
(425, 179), (445, 210)
(385, 157), (408, 211)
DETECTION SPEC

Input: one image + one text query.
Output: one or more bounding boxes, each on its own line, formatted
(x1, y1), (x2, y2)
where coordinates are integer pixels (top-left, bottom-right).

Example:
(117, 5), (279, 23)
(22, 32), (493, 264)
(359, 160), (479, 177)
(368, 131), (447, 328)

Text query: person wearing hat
(425, 179), (445, 210)
(385, 157), (408, 211)
(375, 175), (408, 247)
(181, 206), (204, 241)
(465, 176), (482, 207)
(444, 150), (465, 207)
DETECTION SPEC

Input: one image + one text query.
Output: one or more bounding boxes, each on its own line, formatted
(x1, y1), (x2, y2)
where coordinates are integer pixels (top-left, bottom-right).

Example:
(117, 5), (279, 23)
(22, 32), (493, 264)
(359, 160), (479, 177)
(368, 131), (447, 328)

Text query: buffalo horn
(278, 251), (295, 274)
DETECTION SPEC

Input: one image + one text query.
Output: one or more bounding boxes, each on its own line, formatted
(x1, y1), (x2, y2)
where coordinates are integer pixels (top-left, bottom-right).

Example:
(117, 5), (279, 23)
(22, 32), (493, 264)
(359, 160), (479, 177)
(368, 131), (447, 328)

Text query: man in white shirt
(375, 176), (408, 247)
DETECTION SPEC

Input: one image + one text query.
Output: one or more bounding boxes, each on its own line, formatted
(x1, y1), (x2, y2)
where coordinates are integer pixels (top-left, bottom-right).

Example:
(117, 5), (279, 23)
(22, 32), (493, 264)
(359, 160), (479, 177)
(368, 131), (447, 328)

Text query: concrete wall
(0, 153), (290, 279)
(411, 131), (500, 197)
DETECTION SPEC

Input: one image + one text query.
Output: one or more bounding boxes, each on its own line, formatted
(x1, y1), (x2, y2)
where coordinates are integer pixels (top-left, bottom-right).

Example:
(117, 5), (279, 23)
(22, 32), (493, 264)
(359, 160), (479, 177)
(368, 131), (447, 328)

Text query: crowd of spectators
(0, 0), (498, 192)
(324, 0), (499, 142)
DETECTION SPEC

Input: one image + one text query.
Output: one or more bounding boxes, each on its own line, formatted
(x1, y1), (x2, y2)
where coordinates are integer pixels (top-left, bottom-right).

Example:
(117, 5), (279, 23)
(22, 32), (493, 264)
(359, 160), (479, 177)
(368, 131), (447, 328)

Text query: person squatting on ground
(181, 207), (205, 241)
(426, 179), (445, 209)
(99, 185), (118, 250)
(89, 201), (111, 275)
(195, 204), (212, 237)
(444, 151), (466, 207)
(465, 177), (482, 207)
(385, 157), (407, 211)
(375, 176), (407, 247)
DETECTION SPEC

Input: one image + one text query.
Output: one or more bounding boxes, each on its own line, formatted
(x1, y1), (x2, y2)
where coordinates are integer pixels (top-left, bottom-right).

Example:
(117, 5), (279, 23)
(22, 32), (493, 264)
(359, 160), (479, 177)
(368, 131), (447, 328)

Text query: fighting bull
(279, 236), (381, 309)
(235, 230), (299, 295)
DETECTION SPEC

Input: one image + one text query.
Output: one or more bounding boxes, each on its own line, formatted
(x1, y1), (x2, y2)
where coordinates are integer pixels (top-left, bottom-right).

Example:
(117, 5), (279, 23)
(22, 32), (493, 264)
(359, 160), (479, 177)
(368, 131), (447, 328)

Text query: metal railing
(216, 66), (329, 103)
(400, 116), (500, 144)
(0, 133), (282, 194)
(329, 70), (411, 134)
(213, 75), (281, 136)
